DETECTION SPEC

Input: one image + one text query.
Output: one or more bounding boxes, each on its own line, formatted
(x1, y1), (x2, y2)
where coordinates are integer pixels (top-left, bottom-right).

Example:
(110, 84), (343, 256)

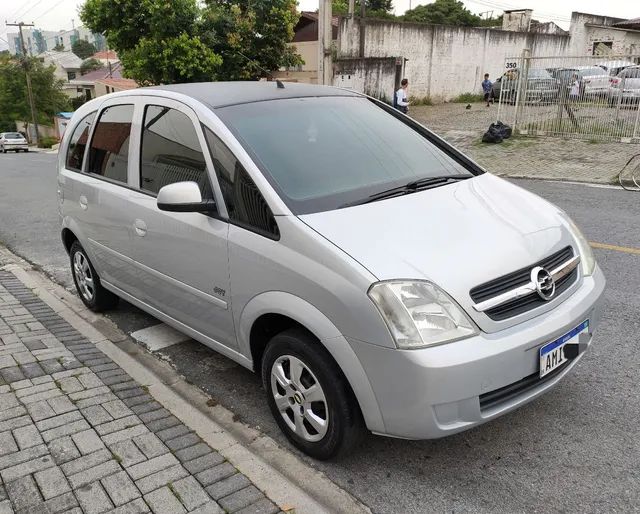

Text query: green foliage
(403, 0), (481, 26)
(38, 136), (58, 148)
(0, 56), (70, 132)
(451, 93), (484, 103)
(332, 0), (395, 18)
(71, 96), (87, 110)
(200, 0), (302, 81)
(408, 95), (433, 105)
(80, 58), (104, 75)
(120, 34), (222, 86)
(72, 39), (97, 59)
(52, 43), (65, 51)
(477, 14), (503, 27)
(80, 0), (301, 84)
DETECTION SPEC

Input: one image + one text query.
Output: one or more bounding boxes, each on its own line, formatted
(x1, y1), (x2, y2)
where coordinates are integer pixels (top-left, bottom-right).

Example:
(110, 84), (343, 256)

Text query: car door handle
(79, 195), (88, 210)
(134, 219), (147, 237)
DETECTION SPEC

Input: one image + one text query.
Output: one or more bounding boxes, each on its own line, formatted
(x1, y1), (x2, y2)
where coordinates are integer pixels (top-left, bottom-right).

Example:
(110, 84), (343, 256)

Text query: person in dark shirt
(482, 73), (493, 107)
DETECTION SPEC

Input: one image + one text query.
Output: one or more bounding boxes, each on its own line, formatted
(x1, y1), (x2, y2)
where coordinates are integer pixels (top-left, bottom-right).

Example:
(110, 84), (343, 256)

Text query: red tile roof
(92, 50), (119, 60)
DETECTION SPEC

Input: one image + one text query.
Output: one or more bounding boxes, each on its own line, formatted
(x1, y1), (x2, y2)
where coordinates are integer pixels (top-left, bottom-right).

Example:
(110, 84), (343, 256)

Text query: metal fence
(495, 52), (640, 143)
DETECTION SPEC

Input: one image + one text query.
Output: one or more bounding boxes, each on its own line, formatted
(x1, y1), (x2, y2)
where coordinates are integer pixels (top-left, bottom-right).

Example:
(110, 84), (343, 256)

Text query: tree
(332, 0), (395, 18)
(81, 0), (222, 84)
(200, 0), (302, 81)
(403, 0), (481, 26)
(80, 0), (301, 84)
(0, 55), (70, 133)
(72, 39), (97, 59)
(80, 57), (104, 75)
(52, 42), (65, 51)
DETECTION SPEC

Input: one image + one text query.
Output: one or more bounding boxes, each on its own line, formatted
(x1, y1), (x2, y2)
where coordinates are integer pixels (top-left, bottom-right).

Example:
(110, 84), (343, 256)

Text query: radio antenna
(233, 50), (285, 89)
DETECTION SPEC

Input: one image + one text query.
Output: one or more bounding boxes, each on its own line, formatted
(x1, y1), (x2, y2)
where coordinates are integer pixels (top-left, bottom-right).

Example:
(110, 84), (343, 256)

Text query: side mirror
(157, 181), (216, 213)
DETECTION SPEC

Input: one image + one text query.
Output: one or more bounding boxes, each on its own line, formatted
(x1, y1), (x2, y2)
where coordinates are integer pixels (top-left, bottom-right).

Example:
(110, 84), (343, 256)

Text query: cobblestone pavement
(0, 271), (280, 514)
(410, 102), (639, 184)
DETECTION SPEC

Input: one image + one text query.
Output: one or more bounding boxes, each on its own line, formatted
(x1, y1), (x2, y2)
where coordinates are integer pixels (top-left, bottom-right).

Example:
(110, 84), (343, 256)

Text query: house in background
(37, 51), (83, 98)
(95, 78), (138, 96)
(274, 11), (339, 83)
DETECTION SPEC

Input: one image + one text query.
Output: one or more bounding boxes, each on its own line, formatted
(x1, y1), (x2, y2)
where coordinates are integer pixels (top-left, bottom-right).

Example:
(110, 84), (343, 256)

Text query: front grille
(470, 246), (577, 321)
(479, 360), (570, 411)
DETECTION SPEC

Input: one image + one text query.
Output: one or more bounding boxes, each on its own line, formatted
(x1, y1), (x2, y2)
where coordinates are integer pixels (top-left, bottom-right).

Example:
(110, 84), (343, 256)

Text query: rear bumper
(3, 143), (28, 150)
(349, 265), (606, 439)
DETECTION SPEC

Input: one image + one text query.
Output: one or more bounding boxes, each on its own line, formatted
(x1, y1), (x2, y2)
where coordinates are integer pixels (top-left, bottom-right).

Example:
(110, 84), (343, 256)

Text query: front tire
(69, 241), (119, 311)
(262, 328), (365, 460)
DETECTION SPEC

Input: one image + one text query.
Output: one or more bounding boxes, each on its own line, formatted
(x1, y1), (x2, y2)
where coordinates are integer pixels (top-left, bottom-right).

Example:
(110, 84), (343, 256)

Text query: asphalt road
(1, 151), (639, 513)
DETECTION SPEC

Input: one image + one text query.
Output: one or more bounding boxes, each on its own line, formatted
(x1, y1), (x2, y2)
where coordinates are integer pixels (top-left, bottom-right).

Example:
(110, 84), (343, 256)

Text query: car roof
(141, 81), (362, 109)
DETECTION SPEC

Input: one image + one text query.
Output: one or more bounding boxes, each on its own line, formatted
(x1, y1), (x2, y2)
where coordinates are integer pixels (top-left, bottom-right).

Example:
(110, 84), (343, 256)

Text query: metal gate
(495, 52), (640, 142)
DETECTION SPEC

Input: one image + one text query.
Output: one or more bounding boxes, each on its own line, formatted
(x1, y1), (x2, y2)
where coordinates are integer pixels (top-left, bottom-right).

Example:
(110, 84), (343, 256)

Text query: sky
(0, 0), (637, 50)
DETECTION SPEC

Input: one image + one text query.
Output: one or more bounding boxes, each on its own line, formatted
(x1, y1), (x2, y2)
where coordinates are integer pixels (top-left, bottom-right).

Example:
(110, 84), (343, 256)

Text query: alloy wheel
(73, 251), (95, 302)
(270, 355), (329, 442)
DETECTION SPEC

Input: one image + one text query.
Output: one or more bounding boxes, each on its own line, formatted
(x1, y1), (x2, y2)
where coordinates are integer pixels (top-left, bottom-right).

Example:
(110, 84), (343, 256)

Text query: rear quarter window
(66, 112), (96, 172)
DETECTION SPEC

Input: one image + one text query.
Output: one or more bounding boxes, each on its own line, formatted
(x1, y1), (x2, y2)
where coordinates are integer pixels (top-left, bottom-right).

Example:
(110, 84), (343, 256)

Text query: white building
(6, 26), (106, 56)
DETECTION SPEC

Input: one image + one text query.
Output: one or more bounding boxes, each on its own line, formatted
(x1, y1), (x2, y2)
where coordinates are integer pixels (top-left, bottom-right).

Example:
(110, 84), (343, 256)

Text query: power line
(33, 0), (68, 23)
(17, 0), (47, 20)
(5, 0), (41, 21)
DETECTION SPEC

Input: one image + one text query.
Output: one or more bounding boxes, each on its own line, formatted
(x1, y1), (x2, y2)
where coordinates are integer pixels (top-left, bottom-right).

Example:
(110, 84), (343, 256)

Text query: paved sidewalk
(411, 102), (638, 184)
(0, 270), (281, 514)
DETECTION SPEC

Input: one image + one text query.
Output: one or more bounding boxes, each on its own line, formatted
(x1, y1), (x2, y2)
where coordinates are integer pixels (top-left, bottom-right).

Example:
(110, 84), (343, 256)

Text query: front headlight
(562, 215), (595, 276)
(368, 281), (478, 350)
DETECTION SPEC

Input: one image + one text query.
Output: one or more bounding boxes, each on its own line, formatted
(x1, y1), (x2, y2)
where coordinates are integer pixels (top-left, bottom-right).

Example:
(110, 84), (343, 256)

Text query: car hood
(299, 173), (579, 333)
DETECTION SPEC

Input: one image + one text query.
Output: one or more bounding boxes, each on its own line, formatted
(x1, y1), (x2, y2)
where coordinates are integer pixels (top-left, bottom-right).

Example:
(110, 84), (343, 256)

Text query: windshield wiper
(340, 175), (472, 208)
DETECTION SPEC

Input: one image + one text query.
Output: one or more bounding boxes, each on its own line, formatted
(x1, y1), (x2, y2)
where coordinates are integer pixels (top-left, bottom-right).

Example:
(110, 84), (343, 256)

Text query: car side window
(87, 104), (133, 184)
(140, 105), (213, 199)
(66, 111), (96, 172)
(203, 126), (279, 238)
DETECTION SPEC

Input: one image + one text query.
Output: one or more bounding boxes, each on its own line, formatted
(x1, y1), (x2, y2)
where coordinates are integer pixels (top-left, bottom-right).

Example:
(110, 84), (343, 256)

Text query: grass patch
(408, 95), (433, 106)
(206, 398), (218, 407)
(451, 93), (484, 103)
(141, 385), (150, 393)
(111, 451), (123, 464)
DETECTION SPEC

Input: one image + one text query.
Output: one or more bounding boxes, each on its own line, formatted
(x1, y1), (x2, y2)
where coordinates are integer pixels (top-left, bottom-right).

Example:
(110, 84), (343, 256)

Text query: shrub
(38, 136), (59, 148)
(451, 93), (484, 103)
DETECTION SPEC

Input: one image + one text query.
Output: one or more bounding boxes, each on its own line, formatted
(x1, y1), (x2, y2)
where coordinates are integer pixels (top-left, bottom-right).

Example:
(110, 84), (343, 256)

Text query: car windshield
(4, 133), (23, 139)
(216, 96), (473, 214)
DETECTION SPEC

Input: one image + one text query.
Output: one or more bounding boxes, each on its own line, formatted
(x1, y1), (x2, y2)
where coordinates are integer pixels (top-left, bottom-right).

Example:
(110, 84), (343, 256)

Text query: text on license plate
(539, 320), (589, 378)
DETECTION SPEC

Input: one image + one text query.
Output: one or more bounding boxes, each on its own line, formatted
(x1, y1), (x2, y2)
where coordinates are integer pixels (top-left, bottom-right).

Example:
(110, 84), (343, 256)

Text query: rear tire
(69, 241), (119, 312)
(262, 328), (365, 460)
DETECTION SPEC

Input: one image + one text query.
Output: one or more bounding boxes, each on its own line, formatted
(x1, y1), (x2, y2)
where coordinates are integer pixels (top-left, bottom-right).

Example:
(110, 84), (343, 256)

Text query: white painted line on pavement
(130, 323), (190, 351)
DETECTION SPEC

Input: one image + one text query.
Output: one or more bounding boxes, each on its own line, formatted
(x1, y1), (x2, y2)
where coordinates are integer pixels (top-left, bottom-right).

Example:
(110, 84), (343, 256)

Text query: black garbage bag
(482, 124), (503, 143)
(494, 120), (512, 139)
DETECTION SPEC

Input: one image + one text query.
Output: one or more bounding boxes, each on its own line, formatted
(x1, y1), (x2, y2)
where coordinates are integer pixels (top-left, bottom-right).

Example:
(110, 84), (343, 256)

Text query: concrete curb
(0, 246), (370, 514)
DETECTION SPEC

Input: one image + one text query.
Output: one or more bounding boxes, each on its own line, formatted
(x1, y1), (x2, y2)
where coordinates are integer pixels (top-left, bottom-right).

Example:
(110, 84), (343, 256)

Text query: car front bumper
(349, 265), (606, 439)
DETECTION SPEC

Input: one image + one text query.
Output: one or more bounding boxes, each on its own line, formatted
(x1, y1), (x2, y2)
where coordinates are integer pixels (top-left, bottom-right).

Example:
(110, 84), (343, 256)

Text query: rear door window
(139, 105), (212, 199)
(66, 112), (96, 172)
(87, 104), (134, 184)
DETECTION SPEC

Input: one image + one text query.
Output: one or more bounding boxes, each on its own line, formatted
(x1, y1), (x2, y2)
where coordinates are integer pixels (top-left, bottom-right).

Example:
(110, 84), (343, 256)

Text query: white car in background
(596, 60), (636, 77)
(0, 132), (29, 153)
(609, 65), (640, 106)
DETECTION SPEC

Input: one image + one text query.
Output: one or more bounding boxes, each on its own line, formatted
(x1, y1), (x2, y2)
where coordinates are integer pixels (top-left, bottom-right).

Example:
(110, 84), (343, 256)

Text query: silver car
(0, 132), (29, 153)
(609, 65), (640, 105)
(57, 83), (605, 459)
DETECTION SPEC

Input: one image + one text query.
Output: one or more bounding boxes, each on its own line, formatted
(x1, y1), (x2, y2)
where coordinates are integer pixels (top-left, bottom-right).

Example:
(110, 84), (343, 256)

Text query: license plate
(539, 320), (589, 378)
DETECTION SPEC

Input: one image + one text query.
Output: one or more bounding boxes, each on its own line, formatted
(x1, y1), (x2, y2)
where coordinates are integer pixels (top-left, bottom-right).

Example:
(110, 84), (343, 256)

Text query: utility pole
(6, 21), (39, 146)
(348, 0), (355, 17)
(317, 0), (332, 86)
(359, 0), (366, 58)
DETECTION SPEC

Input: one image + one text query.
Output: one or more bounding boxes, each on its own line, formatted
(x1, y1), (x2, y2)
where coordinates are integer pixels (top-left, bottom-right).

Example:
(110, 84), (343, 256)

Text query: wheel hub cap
(270, 355), (329, 442)
(73, 252), (95, 302)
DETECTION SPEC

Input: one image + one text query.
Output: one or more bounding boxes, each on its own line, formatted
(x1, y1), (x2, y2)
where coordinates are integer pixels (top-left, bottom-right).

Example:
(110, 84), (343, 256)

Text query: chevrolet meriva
(58, 82), (605, 459)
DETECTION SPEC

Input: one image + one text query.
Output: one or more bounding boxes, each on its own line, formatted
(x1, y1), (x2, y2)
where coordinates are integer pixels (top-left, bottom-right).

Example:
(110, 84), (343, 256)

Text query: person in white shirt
(395, 78), (409, 114)
(569, 74), (580, 101)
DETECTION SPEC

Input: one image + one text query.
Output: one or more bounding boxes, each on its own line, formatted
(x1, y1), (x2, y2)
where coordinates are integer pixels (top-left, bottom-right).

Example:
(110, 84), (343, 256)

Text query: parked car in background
(596, 60), (636, 77)
(548, 66), (611, 98)
(609, 65), (640, 106)
(58, 82), (605, 459)
(0, 132), (29, 153)
(492, 68), (559, 104)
